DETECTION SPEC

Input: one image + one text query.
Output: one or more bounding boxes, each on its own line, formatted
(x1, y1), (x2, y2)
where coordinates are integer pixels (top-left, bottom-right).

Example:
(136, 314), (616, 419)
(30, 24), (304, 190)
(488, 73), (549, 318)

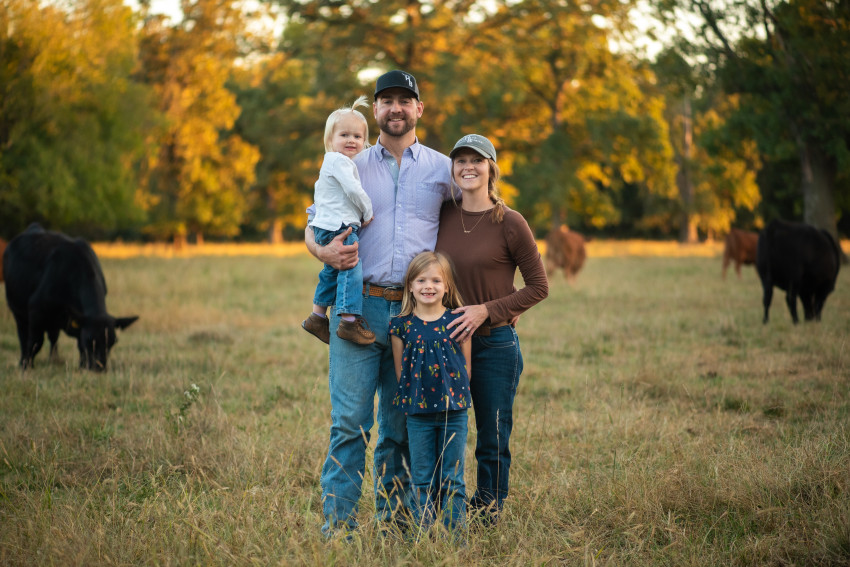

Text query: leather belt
(474, 321), (510, 337)
(363, 283), (404, 302)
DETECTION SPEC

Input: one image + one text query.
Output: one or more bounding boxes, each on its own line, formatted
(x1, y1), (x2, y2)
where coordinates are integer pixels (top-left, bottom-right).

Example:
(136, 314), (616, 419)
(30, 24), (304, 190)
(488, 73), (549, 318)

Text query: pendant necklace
(461, 209), (486, 234)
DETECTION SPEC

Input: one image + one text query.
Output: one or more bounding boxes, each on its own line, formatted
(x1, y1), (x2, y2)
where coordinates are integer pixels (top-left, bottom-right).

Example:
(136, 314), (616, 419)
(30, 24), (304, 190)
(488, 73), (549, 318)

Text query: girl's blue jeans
(406, 410), (468, 532)
(312, 224), (362, 316)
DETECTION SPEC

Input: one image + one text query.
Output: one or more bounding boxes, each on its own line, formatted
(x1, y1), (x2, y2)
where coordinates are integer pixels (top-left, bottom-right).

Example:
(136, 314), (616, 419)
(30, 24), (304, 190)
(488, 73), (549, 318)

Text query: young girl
(390, 251), (472, 536)
(302, 96), (376, 346)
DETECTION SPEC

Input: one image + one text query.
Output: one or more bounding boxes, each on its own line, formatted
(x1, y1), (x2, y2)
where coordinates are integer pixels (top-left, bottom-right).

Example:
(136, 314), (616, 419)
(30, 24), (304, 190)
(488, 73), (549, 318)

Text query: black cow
(3, 224), (138, 370)
(756, 219), (841, 324)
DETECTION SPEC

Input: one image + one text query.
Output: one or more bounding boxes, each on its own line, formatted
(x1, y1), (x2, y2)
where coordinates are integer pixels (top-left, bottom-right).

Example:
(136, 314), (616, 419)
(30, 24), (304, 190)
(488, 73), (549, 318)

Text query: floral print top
(389, 310), (471, 415)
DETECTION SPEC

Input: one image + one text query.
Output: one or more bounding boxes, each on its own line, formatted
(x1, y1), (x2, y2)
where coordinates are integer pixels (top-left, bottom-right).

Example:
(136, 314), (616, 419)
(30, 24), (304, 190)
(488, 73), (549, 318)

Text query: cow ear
(115, 316), (139, 330)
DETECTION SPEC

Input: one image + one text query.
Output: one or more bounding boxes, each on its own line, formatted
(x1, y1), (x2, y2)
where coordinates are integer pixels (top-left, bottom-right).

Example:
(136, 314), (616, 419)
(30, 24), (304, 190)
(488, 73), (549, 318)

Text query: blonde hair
(323, 95), (371, 153)
(398, 251), (464, 317)
(451, 155), (506, 223)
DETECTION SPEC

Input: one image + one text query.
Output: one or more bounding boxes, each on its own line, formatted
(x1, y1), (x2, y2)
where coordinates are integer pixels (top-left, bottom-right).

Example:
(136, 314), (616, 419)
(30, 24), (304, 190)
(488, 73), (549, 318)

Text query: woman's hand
(448, 304), (489, 343)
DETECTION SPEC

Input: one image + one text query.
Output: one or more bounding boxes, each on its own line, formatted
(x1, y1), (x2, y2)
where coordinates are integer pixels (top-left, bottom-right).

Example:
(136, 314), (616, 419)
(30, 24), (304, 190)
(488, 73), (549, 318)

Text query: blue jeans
(406, 410), (468, 533)
(320, 292), (407, 535)
(312, 225), (363, 316)
(469, 325), (523, 517)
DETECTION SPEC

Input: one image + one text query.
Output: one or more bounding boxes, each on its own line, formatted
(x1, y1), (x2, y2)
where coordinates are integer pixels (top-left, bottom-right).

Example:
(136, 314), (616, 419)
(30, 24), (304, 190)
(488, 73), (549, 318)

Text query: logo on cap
(403, 74), (413, 88)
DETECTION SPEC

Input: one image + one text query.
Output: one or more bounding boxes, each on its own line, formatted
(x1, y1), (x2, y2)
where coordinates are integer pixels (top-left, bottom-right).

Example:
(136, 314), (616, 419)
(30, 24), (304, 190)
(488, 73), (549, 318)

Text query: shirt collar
(375, 137), (422, 161)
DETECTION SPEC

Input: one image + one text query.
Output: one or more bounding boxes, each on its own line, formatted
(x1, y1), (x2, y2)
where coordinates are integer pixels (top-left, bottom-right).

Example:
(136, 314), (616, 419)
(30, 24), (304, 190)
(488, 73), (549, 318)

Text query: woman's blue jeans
(406, 410), (468, 532)
(469, 325), (523, 517)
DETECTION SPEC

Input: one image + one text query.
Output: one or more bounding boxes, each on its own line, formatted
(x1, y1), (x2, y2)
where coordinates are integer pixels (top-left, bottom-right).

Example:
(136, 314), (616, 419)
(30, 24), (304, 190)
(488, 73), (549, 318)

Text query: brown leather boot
(301, 313), (330, 344)
(336, 317), (376, 345)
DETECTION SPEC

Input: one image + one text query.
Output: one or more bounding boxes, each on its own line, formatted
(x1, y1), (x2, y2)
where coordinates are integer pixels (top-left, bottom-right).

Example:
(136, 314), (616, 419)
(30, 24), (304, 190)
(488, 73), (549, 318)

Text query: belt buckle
(383, 287), (401, 300)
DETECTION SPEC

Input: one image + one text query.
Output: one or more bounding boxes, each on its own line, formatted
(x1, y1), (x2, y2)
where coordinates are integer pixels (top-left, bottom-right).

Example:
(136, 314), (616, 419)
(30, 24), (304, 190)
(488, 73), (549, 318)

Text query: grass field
(1, 242), (848, 566)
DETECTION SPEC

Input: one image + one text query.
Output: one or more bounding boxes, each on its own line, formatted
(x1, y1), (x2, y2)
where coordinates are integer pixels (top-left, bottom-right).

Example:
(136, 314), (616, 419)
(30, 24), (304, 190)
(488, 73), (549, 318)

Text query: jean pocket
(476, 336), (516, 349)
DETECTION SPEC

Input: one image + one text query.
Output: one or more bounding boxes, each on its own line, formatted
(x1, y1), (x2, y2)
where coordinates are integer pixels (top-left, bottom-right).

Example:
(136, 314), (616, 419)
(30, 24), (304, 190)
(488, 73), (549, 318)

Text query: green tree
(137, 0), (259, 244)
(658, 0), (850, 249)
(230, 55), (328, 242)
(652, 47), (762, 242)
(272, 0), (680, 236)
(474, 0), (676, 233)
(260, 0), (488, 240)
(0, 0), (153, 238)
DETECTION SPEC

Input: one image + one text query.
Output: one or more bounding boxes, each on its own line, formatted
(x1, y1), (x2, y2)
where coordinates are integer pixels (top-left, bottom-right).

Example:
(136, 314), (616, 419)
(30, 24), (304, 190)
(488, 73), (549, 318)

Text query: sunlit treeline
(1, 0), (847, 243)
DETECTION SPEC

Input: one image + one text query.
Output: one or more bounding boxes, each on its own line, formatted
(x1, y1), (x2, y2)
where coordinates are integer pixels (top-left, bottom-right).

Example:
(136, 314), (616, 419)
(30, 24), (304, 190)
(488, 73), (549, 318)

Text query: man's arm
(305, 225), (359, 271)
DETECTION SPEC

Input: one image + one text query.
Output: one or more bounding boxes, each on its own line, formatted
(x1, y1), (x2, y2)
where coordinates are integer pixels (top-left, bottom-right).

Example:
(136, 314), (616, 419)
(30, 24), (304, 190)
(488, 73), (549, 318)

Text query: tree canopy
(0, 0), (847, 243)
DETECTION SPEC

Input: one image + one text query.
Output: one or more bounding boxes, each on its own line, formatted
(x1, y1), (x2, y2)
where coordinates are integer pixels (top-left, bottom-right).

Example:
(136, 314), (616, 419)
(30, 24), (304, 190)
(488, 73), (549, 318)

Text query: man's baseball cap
(449, 134), (497, 162)
(374, 70), (420, 99)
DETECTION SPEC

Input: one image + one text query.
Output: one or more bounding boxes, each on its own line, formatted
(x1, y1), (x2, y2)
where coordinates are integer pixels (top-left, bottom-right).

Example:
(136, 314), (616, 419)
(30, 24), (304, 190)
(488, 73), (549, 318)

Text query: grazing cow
(722, 228), (759, 279)
(3, 223), (138, 370)
(545, 225), (587, 280)
(756, 219), (840, 324)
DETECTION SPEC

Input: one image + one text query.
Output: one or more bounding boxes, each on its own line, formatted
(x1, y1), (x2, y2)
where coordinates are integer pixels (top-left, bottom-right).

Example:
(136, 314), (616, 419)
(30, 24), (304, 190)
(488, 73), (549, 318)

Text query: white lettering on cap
(403, 73), (413, 88)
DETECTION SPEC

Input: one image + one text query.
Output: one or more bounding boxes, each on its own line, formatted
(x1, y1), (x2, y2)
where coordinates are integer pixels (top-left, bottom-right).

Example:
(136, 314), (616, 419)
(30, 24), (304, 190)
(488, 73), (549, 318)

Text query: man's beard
(378, 115), (416, 138)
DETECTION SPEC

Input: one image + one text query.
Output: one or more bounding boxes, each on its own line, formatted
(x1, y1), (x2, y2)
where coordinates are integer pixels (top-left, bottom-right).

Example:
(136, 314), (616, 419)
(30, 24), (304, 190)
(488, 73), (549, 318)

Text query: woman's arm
(482, 211), (549, 323)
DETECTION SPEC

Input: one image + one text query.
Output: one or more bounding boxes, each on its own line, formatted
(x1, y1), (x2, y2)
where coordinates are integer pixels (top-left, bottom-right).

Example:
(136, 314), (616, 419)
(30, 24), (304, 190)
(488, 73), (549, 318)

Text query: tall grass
(0, 244), (848, 566)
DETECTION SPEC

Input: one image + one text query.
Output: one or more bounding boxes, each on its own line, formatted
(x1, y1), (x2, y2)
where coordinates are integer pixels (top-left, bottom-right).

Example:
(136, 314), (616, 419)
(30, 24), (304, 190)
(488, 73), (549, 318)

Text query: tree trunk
(677, 95), (697, 243)
(268, 218), (284, 244)
(797, 135), (847, 262)
(173, 232), (187, 251)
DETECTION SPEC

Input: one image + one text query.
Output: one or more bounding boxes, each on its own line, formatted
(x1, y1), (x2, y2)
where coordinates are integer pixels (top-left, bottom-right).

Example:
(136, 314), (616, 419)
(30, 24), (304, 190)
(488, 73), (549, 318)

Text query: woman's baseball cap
(449, 134), (497, 162)
(374, 70), (420, 99)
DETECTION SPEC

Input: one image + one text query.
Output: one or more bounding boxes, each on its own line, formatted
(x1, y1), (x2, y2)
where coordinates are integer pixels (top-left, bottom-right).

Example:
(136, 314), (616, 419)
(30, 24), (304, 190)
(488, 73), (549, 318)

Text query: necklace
(461, 208), (486, 234)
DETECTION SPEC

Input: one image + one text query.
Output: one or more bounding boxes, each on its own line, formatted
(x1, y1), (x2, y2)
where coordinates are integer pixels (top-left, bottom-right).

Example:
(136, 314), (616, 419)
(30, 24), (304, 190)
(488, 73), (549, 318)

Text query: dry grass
(0, 244), (848, 566)
(92, 241), (306, 259)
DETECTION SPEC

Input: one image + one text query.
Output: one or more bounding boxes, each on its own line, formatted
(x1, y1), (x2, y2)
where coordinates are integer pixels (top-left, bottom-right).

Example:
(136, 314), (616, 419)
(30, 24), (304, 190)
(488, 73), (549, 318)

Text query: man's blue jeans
(469, 325), (523, 517)
(320, 292), (407, 535)
(406, 410), (468, 532)
(312, 225), (363, 316)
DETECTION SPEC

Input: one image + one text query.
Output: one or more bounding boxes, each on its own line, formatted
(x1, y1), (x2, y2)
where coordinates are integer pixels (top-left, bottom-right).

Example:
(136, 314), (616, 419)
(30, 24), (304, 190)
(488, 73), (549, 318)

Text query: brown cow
(545, 225), (586, 280)
(722, 228), (759, 279)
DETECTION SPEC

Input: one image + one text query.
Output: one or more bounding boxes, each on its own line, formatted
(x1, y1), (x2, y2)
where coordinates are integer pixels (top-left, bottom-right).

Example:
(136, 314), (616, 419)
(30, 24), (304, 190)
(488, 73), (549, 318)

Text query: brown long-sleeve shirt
(435, 202), (548, 324)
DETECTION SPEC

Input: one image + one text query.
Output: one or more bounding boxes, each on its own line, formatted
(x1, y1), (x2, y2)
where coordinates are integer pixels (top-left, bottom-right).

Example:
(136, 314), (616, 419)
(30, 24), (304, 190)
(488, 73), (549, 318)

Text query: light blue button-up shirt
(309, 138), (452, 287)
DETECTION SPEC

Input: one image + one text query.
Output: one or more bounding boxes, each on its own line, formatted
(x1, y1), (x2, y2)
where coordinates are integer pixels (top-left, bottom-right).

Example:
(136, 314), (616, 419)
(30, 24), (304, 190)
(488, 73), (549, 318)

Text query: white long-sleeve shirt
(309, 152), (374, 232)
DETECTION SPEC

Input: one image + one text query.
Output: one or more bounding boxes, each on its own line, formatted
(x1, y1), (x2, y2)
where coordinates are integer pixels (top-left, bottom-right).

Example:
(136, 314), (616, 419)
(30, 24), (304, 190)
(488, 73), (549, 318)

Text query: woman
(435, 134), (549, 524)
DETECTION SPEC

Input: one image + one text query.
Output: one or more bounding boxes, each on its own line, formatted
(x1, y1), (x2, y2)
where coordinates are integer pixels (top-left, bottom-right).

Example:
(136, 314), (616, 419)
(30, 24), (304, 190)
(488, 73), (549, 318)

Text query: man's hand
(306, 226), (359, 271)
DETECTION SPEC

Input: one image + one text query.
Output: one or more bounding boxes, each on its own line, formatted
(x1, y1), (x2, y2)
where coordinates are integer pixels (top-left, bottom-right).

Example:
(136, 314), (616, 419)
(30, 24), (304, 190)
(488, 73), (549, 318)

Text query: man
(305, 70), (453, 536)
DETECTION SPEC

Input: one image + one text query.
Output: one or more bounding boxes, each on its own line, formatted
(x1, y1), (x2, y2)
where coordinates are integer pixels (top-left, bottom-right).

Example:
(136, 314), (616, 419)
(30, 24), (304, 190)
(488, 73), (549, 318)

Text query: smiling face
(452, 149), (490, 195)
(374, 88), (423, 139)
(331, 114), (366, 159)
(409, 262), (447, 310)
